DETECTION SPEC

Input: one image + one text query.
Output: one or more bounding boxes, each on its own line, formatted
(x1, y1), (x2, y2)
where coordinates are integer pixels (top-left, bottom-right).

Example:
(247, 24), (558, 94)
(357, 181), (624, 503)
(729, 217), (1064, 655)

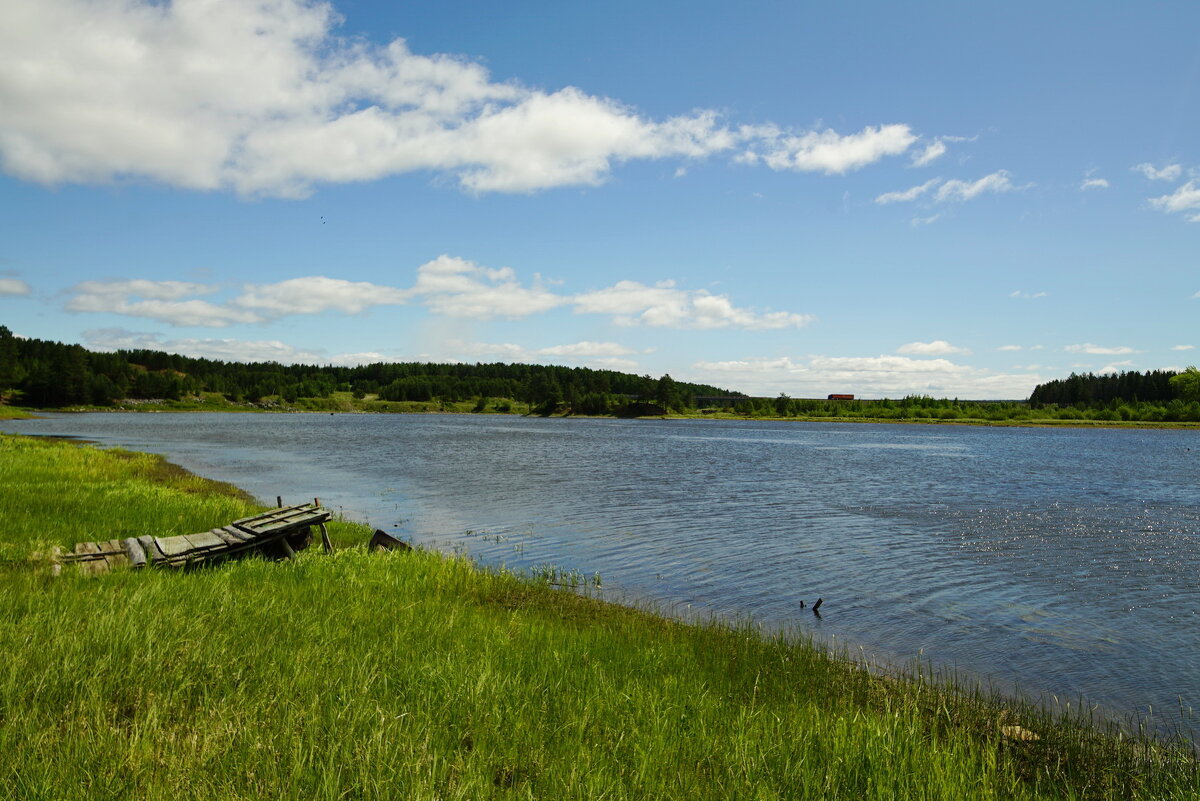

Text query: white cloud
(71, 279), (217, 301)
(1065, 343), (1136, 355)
(66, 280), (260, 327)
(692, 356), (805, 373)
(407, 255), (564, 318)
(0, 1), (919, 196)
(690, 353), (1040, 398)
(910, 213), (942, 227)
(875, 178), (941, 204)
(235, 276), (409, 315)
(0, 277), (31, 296)
(1080, 177), (1109, 191)
(934, 170), (1018, 202)
(997, 345), (1023, 352)
(572, 279), (812, 329)
(439, 339), (643, 370)
(1133, 163), (1183, 182)
(62, 256), (811, 332)
(910, 140), (946, 167)
(1170, 345), (1194, 351)
(1096, 361), (1135, 375)
(897, 340), (970, 356)
(1149, 180), (1200, 222)
(1010, 290), (1047, 299)
(83, 328), (381, 365)
(748, 124), (918, 174)
(538, 341), (638, 357)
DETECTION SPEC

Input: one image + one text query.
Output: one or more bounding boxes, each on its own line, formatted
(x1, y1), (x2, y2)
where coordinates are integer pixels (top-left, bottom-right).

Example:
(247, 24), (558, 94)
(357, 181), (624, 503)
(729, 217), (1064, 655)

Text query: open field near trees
(1, 433), (1197, 799)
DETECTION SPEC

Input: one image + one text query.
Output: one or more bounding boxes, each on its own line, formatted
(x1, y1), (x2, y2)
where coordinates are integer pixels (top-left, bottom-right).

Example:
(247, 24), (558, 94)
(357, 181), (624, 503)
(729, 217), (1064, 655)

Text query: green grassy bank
(1, 434), (1196, 800)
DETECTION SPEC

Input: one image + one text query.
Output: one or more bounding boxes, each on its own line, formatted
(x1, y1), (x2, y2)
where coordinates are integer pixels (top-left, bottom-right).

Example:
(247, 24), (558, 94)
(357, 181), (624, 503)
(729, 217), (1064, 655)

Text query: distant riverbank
(2, 431), (1196, 799)
(5, 398), (1200, 430)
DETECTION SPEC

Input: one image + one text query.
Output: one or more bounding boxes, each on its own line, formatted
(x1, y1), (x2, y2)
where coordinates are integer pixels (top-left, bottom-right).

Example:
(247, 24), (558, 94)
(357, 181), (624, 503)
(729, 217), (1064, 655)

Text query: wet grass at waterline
(1, 435), (1197, 799)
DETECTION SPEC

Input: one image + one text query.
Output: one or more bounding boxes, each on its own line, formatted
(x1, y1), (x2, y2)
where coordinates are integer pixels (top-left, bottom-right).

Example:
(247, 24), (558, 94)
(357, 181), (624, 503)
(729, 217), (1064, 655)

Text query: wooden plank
(155, 535), (194, 558)
(212, 528), (246, 547)
(123, 537), (147, 568)
(221, 525), (255, 542)
(233, 505), (328, 529)
(74, 541), (108, 576)
(238, 515), (330, 537)
(183, 531), (226, 550)
(137, 535), (165, 565)
(100, 539), (130, 570)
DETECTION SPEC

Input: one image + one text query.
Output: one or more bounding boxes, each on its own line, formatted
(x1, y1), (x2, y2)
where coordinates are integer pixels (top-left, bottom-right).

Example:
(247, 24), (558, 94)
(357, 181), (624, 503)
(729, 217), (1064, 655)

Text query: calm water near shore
(6, 412), (1198, 734)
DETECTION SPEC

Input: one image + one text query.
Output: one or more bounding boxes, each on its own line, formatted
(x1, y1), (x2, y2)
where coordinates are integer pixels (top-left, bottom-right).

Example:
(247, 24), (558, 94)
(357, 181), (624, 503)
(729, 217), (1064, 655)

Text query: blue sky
(1, 0), (1197, 398)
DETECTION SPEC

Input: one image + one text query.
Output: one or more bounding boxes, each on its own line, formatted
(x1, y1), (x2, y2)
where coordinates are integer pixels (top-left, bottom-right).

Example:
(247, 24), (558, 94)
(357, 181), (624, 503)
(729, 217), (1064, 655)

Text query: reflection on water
(4, 413), (1198, 733)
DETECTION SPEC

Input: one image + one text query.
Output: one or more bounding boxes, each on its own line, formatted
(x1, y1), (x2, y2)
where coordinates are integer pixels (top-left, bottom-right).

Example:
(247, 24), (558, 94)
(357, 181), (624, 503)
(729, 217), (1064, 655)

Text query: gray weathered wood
(212, 528), (245, 547)
(155, 535), (194, 558)
(277, 537), (297, 560)
(137, 535), (164, 565)
(222, 525), (255, 542)
(183, 531), (225, 550)
(100, 538), (130, 570)
(123, 537), (147, 568)
(74, 541), (108, 576)
(61, 501), (333, 574)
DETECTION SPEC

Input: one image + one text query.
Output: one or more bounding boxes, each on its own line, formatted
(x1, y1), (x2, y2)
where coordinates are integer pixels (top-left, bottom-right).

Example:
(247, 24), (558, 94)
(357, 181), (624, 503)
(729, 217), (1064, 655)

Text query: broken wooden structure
(57, 500), (332, 575)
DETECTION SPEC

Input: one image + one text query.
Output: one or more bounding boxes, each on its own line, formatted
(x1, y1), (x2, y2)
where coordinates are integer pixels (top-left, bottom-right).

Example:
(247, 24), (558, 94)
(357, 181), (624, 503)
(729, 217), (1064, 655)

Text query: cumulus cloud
(910, 139), (946, 167)
(1065, 343), (1136, 355)
(997, 345), (1023, 352)
(0, 0), (919, 196)
(66, 280), (261, 327)
(1096, 361), (1135, 374)
(63, 255), (810, 332)
(538, 341), (638, 357)
(1149, 180), (1200, 222)
(1080, 177), (1109, 191)
(897, 340), (970, 356)
(1170, 344), (1194, 351)
(440, 339), (642, 370)
(877, 170), (1023, 208)
(572, 280), (812, 329)
(934, 170), (1018, 202)
(406, 255), (564, 318)
(909, 213), (941, 227)
(1010, 290), (1047, 299)
(744, 124), (918, 174)
(235, 276), (410, 315)
(0, 277), (31, 296)
(1133, 163), (1183, 182)
(876, 178), (941, 204)
(83, 328), (383, 365)
(690, 353), (1040, 398)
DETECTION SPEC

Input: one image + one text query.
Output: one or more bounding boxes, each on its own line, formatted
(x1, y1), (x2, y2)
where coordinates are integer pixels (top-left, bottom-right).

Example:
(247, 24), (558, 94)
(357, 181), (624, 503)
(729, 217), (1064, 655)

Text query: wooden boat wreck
(56, 500), (333, 575)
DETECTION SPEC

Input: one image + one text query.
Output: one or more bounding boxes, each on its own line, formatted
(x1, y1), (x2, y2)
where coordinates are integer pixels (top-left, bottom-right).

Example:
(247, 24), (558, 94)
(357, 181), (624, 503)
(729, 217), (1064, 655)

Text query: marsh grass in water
(0, 434), (1196, 799)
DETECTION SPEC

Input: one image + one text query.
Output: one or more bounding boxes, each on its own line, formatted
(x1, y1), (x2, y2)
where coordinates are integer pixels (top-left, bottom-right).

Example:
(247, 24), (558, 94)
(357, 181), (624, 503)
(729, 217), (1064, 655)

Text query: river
(5, 412), (1198, 735)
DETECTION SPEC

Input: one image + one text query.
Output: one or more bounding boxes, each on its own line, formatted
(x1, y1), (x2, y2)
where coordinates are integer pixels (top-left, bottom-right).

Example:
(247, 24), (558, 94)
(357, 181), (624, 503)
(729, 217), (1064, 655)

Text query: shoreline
(6, 403), (1200, 431)
(1, 431), (1197, 797)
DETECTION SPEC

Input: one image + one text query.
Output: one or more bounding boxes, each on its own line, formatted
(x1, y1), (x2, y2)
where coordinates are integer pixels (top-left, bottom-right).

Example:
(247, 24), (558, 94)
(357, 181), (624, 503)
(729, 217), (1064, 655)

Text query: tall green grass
(1, 434), (1196, 799)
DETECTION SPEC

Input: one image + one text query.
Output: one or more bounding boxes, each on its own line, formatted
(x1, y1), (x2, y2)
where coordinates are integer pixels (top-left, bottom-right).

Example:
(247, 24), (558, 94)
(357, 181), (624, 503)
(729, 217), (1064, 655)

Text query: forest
(2, 326), (1198, 422)
(0, 326), (734, 415)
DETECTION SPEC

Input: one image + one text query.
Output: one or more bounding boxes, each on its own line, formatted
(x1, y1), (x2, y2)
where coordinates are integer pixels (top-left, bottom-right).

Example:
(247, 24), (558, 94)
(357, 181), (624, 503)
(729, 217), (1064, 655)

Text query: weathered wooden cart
(57, 500), (332, 575)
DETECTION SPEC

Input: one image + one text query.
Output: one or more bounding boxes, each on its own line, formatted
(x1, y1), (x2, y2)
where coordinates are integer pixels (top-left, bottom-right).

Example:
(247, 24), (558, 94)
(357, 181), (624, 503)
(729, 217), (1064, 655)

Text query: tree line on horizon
(0, 327), (735, 414)
(3, 326), (1198, 421)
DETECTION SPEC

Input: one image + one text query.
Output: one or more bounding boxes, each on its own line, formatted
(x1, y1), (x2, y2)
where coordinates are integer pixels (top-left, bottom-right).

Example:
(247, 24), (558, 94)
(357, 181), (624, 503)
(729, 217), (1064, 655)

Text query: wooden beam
(123, 537), (147, 568)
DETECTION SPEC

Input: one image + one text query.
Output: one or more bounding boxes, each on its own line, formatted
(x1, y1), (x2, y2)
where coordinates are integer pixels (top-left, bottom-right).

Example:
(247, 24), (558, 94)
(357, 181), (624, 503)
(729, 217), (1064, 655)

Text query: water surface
(5, 413), (1198, 734)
